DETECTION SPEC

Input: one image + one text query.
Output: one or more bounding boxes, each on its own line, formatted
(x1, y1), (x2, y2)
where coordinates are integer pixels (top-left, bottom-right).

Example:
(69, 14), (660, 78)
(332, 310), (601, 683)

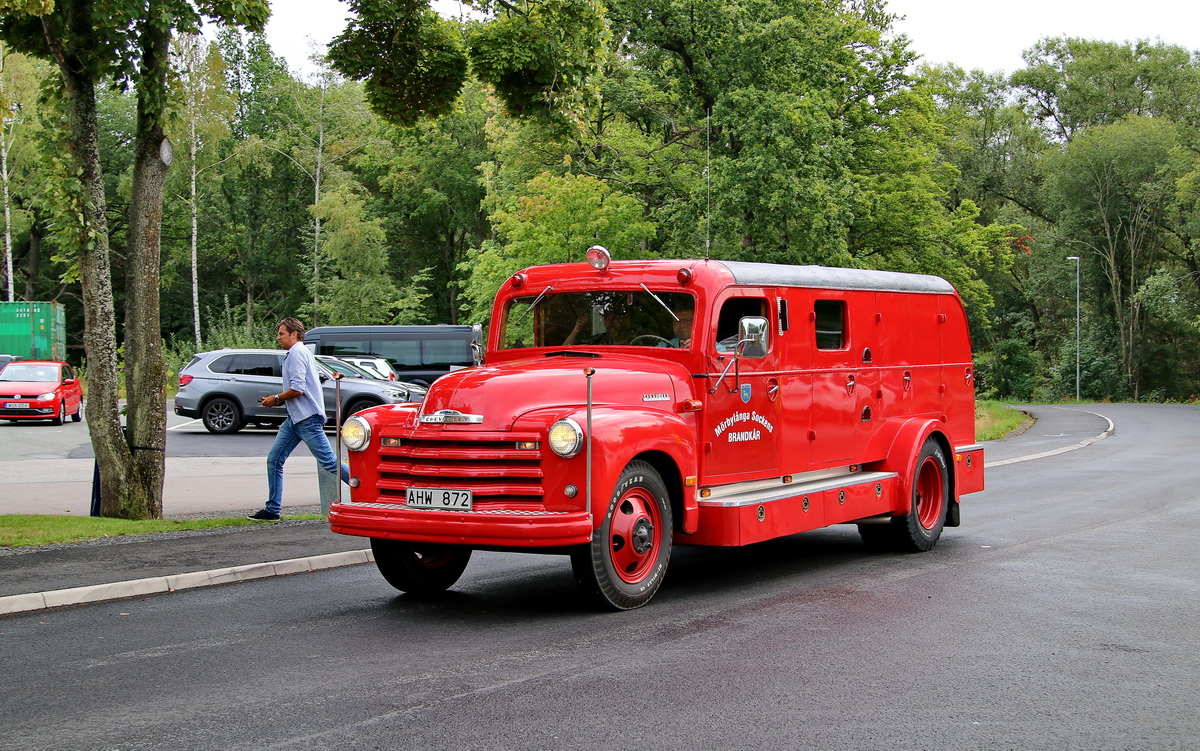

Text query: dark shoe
(248, 509), (281, 521)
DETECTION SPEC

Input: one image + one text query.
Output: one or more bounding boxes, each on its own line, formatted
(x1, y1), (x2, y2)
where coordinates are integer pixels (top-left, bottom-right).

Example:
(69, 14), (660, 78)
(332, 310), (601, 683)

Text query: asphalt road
(1, 403), (1198, 750)
(0, 401), (303, 461)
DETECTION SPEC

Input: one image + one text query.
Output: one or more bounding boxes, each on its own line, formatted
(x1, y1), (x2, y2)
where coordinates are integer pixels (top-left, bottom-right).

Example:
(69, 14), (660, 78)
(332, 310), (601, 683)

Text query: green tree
(311, 182), (403, 324)
(1045, 115), (1180, 399)
(0, 0), (268, 519)
(327, 0), (608, 128)
(462, 170), (654, 317)
(169, 32), (234, 345)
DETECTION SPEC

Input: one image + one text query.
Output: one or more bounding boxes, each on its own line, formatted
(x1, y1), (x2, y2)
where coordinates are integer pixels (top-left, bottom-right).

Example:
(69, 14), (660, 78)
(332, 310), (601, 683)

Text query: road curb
(0, 548), (373, 616)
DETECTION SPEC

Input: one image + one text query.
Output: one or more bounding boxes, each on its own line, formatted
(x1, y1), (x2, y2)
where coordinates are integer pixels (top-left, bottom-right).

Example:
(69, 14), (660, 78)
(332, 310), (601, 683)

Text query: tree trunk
(118, 7), (171, 519)
(46, 17), (132, 516)
(23, 221), (40, 300)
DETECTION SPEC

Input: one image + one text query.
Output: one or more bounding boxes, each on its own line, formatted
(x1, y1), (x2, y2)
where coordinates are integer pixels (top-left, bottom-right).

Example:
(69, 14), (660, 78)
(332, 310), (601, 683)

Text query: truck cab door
(701, 292), (782, 482)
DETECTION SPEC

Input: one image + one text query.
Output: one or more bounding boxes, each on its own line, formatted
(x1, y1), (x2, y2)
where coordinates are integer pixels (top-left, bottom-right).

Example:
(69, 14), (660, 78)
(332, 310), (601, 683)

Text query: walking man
(249, 317), (349, 520)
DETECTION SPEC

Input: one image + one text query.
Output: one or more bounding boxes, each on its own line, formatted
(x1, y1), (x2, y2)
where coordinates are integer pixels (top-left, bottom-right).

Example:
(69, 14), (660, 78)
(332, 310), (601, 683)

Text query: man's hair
(278, 317), (306, 341)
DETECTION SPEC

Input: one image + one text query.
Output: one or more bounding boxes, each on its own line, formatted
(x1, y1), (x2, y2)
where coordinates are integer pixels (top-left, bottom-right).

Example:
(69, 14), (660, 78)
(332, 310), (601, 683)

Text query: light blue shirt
(282, 342), (325, 423)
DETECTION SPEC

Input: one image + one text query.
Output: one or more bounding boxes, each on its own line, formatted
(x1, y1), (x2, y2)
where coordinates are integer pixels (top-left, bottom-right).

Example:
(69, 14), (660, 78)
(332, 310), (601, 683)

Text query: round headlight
(548, 418), (584, 458)
(342, 415), (371, 452)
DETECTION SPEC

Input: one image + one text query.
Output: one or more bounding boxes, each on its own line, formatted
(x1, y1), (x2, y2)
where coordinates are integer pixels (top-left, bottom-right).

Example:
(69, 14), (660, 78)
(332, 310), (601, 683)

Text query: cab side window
(814, 299), (846, 350)
(715, 297), (768, 351)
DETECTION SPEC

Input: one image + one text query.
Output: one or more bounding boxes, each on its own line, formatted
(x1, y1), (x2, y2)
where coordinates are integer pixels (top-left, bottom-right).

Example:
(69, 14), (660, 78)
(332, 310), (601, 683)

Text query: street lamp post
(1067, 256), (1081, 401)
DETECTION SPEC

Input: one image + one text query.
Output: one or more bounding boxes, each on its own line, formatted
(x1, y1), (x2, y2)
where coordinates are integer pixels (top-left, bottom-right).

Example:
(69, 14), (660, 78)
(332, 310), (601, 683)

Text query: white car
(339, 356), (398, 381)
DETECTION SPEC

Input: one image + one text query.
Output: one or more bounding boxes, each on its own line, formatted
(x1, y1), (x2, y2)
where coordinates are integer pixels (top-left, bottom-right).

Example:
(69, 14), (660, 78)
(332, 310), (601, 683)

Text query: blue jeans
(266, 414), (349, 514)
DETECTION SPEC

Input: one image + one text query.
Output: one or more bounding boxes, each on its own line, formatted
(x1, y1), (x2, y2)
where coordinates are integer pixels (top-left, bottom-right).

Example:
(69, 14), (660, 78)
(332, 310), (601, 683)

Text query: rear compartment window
(814, 300), (846, 349)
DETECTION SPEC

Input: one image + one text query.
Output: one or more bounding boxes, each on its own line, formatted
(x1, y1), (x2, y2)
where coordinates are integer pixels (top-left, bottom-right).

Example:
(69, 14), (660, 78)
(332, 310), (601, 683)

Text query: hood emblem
(642, 393), (670, 402)
(420, 409), (485, 424)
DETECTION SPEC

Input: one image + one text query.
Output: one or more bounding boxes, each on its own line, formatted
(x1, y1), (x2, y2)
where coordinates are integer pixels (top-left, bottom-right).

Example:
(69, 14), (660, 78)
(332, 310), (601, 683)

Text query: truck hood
(418, 355), (687, 431)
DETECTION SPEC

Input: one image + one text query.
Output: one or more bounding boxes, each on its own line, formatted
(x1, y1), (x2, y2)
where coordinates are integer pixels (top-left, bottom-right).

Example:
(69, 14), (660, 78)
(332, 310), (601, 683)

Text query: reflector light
(382, 437), (401, 447)
(676, 268), (692, 284)
(585, 245), (610, 271)
(510, 273), (526, 289)
(516, 441), (540, 450)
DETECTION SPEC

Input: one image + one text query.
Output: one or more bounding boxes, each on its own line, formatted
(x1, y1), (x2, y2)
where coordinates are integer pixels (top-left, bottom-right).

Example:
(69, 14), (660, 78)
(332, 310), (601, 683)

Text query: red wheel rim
(914, 455), (944, 529)
(608, 487), (661, 584)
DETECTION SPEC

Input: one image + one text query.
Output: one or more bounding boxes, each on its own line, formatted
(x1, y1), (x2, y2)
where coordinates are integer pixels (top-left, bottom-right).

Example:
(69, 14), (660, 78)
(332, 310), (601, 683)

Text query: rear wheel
(858, 437), (949, 552)
(571, 460), (672, 610)
(370, 539), (472, 595)
(71, 401), (82, 422)
(201, 397), (243, 434)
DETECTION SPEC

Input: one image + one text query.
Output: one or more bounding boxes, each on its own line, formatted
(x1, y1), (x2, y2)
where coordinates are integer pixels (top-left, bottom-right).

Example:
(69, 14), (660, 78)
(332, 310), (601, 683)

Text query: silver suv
(174, 348), (426, 434)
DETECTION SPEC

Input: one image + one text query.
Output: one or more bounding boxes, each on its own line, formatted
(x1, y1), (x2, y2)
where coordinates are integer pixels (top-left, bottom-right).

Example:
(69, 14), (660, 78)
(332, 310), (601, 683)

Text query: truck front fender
(565, 405), (700, 535)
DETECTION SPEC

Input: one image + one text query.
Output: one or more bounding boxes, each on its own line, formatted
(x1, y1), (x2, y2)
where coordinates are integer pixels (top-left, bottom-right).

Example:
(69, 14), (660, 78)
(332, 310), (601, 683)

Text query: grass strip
(975, 400), (1030, 442)
(0, 514), (324, 548)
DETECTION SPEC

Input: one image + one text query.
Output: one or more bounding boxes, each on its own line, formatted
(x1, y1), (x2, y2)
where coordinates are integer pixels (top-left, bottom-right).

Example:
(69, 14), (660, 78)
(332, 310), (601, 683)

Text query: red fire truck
(331, 247), (984, 609)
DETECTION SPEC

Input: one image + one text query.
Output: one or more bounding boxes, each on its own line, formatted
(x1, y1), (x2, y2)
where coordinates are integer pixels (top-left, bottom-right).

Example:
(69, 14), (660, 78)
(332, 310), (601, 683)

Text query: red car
(0, 360), (84, 424)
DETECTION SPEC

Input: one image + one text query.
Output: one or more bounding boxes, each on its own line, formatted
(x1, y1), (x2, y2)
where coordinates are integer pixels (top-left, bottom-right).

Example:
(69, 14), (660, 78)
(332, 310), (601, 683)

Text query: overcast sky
(263, 0), (1200, 80)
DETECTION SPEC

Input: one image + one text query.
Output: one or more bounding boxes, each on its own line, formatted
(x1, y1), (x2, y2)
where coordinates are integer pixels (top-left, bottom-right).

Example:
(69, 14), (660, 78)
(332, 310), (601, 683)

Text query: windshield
(0, 364), (58, 382)
(501, 290), (695, 350)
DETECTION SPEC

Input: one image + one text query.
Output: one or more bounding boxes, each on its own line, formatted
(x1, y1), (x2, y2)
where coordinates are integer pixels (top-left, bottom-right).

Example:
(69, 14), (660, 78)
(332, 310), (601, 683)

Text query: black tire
(71, 401), (82, 422)
(571, 460), (672, 610)
(858, 437), (949, 553)
(341, 399), (379, 425)
(201, 397), (244, 434)
(51, 400), (65, 426)
(370, 539), (472, 595)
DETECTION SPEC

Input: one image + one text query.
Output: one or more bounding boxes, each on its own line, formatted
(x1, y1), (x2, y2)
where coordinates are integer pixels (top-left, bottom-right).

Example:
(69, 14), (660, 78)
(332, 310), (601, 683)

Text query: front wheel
(370, 539), (472, 595)
(571, 460), (672, 610)
(51, 400), (65, 426)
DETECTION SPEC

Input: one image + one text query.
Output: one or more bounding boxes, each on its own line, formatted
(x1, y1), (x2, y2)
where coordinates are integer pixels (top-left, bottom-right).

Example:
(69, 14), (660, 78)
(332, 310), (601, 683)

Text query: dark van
(303, 325), (482, 386)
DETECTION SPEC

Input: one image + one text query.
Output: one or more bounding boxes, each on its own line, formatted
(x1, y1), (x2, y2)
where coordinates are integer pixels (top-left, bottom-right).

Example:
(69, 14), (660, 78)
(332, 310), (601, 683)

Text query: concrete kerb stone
(0, 548), (373, 616)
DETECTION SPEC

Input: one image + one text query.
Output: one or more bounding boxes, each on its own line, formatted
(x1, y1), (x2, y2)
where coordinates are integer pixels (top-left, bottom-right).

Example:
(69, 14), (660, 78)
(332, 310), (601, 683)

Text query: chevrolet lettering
(331, 247), (984, 610)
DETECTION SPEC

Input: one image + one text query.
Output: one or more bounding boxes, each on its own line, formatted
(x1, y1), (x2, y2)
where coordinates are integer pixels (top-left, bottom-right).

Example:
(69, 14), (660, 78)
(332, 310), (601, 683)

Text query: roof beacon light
(586, 245), (611, 271)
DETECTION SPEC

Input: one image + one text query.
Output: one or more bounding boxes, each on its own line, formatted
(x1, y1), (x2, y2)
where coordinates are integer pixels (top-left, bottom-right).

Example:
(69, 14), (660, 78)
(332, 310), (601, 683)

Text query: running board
(697, 470), (899, 509)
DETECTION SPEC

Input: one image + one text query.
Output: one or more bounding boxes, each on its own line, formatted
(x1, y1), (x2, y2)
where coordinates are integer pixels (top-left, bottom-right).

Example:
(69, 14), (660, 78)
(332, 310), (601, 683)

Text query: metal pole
(334, 371), (343, 507)
(1068, 256), (1081, 401)
(585, 367), (594, 533)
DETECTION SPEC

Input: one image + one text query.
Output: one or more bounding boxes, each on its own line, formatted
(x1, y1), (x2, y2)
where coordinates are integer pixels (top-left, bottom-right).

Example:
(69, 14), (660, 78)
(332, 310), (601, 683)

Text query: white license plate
(4, 402), (29, 409)
(406, 487), (472, 510)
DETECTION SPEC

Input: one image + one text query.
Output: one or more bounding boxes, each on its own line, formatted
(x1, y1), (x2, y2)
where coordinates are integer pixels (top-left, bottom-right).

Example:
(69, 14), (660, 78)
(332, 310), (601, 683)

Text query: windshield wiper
(640, 283), (679, 321)
(513, 285), (554, 325)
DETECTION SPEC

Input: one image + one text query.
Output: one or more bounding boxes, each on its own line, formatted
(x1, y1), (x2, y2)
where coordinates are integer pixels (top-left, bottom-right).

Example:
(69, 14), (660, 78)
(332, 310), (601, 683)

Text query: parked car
(315, 355), (380, 380)
(303, 324), (482, 386)
(173, 348), (427, 434)
(338, 356), (397, 380)
(0, 360), (83, 425)
(0, 354), (21, 370)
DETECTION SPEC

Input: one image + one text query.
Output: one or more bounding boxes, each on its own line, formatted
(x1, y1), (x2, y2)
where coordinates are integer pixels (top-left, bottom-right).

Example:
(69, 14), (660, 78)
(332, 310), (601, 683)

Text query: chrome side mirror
(471, 322), (485, 366)
(737, 316), (769, 359)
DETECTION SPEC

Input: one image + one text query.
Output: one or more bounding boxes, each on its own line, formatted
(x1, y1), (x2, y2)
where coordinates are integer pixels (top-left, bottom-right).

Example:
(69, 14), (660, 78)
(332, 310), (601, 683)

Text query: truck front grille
(374, 432), (545, 507)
